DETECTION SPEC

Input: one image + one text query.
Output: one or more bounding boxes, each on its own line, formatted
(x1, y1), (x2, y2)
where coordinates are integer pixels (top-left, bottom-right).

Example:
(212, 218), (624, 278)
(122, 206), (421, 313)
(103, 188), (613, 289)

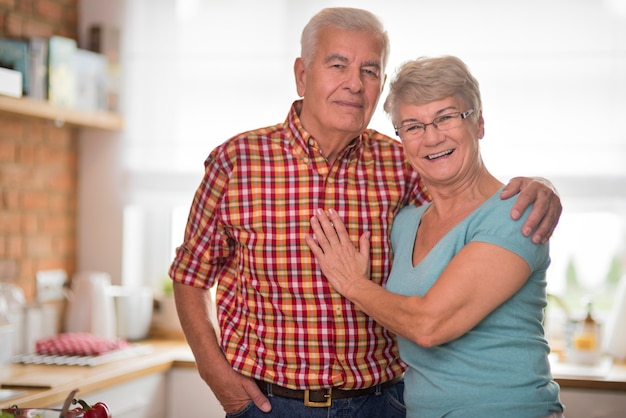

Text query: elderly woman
(305, 56), (565, 418)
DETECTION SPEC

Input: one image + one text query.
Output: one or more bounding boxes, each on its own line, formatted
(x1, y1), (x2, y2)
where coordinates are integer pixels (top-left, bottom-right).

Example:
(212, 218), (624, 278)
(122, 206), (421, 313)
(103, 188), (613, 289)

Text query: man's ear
(294, 57), (306, 97)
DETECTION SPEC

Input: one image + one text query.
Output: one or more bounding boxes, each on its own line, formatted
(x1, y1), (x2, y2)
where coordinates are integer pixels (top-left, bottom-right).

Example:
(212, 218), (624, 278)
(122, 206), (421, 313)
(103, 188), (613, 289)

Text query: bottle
(570, 299), (602, 365)
(0, 292), (15, 364)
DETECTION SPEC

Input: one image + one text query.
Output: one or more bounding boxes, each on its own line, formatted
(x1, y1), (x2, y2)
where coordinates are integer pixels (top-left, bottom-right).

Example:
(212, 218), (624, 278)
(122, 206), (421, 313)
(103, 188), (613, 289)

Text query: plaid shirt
(170, 100), (430, 390)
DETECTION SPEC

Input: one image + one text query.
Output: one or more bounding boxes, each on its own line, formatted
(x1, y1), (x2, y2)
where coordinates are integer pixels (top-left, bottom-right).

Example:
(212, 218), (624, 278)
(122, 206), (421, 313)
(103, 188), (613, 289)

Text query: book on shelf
(88, 24), (121, 112)
(28, 37), (48, 101)
(0, 67), (22, 97)
(48, 35), (77, 108)
(74, 48), (108, 112)
(0, 38), (29, 96)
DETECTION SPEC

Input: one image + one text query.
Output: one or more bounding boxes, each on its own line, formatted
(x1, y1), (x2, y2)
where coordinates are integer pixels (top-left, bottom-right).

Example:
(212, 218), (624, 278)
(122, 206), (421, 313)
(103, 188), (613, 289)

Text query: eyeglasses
(395, 109), (474, 139)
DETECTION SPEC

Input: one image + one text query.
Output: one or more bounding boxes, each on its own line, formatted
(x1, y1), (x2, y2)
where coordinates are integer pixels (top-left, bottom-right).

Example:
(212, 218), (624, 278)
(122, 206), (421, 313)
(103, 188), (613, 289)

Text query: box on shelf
(0, 67), (22, 97)
(88, 24), (121, 112)
(28, 37), (48, 101)
(74, 48), (108, 112)
(48, 35), (77, 108)
(0, 38), (29, 95)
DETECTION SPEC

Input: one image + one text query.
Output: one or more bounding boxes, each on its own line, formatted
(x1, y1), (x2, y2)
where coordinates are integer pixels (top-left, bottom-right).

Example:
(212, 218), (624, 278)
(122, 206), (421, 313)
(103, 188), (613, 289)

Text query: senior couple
(170, 7), (565, 418)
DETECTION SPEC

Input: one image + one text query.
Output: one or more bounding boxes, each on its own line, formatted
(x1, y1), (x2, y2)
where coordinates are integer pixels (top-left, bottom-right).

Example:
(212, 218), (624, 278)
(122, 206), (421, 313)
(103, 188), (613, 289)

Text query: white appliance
(110, 285), (153, 341)
(603, 275), (626, 361)
(64, 271), (116, 338)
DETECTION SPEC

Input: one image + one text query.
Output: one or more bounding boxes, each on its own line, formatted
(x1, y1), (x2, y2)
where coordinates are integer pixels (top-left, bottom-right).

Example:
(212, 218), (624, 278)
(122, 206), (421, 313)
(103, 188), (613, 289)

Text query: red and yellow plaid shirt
(170, 101), (430, 390)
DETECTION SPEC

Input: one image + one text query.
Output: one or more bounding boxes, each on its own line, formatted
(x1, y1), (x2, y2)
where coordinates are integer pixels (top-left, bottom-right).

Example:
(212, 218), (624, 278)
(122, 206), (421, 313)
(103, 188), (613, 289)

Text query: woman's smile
(426, 149), (455, 160)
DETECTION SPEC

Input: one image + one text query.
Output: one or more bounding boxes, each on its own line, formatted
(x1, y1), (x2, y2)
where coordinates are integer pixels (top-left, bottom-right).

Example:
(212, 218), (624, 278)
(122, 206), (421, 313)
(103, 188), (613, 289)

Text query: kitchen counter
(551, 356), (626, 392)
(1, 340), (625, 410)
(0, 340), (189, 409)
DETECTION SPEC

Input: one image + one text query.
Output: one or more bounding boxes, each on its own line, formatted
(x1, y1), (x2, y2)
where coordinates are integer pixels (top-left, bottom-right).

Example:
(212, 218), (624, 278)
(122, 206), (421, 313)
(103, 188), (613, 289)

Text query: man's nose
(344, 68), (364, 92)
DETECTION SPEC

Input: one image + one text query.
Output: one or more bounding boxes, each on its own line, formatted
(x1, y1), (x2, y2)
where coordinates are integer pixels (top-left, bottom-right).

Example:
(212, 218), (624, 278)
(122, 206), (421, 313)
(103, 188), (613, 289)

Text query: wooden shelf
(0, 95), (123, 131)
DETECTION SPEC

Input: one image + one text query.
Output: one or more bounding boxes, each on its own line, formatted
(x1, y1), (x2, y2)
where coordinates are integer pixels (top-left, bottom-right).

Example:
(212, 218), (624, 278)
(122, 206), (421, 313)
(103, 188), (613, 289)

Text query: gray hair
(300, 7), (390, 71)
(384, 56), (483, 126)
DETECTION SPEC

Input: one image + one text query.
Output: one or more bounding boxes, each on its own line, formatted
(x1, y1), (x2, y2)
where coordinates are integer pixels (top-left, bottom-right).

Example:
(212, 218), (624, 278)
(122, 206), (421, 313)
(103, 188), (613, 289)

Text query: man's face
(295, 27), (386, 142)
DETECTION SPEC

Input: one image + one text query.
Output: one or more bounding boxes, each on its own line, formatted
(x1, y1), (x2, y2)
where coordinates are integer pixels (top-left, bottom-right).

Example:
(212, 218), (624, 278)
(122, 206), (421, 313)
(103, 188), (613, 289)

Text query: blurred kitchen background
(1, 0), (625, 365)
(88, 0), (626, 323)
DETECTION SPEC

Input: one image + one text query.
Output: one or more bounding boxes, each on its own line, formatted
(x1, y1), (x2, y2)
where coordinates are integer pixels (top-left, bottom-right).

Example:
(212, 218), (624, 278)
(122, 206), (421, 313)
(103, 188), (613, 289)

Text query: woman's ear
(477, 112), (485, 139)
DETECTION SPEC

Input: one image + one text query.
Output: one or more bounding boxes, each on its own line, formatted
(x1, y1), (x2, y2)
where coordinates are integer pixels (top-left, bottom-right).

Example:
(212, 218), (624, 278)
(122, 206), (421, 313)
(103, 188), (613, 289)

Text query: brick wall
(0, 0), (79, 300)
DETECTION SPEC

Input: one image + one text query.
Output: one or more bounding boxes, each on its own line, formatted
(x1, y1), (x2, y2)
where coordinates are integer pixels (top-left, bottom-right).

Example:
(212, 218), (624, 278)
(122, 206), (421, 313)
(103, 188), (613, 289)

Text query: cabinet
(50, 372), (167, 418)
(560, 388), (626, 418)
(46, 367), (221, 418)
(0, 95), (123, 130)
(167, 368), (223, 418)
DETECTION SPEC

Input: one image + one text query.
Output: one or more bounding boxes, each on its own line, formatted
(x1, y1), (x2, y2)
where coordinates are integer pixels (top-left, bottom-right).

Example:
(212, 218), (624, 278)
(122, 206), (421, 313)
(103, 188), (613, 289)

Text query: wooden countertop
(551, 356), (626, 392)
(0, 340), (189, 409)
(1, 339), (625, 409)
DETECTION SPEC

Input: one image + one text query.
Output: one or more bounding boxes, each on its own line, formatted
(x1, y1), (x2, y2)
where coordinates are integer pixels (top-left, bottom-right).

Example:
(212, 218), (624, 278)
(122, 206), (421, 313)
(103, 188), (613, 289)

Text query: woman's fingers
(310, 209), (336, 244)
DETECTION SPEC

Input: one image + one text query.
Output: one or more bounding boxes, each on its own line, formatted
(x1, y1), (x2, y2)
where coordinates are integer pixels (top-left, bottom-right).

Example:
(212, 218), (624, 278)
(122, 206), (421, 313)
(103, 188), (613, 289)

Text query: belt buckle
(304, 388), (332, 407)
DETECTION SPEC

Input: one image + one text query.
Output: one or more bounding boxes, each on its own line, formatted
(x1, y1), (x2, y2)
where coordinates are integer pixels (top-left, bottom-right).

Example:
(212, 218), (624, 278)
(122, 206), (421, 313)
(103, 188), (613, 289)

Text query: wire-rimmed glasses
(395, 109), (474, 139)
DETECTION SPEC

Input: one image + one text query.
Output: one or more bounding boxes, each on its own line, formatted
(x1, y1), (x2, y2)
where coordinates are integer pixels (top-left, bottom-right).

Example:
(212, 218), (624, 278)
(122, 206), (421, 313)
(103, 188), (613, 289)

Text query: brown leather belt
(255, 376), (402, 407)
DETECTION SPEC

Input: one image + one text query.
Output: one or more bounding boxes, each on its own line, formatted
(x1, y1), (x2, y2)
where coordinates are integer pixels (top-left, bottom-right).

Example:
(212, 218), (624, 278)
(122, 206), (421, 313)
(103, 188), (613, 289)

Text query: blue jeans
(225, 380), (406, 418)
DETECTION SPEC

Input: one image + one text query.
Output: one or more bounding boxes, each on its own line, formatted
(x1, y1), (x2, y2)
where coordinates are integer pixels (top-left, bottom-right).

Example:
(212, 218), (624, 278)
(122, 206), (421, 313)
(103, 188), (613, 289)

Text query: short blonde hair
(384, 56), (482, 126)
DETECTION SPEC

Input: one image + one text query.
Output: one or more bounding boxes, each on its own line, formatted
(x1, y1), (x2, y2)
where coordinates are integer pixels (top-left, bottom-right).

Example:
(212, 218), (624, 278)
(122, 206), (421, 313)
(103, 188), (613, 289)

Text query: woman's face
(395, 96), (484, 188)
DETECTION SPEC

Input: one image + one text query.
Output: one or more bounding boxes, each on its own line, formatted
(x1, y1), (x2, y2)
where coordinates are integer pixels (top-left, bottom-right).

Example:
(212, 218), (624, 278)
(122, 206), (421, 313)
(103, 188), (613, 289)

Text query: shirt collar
(286, 100), (363, 161)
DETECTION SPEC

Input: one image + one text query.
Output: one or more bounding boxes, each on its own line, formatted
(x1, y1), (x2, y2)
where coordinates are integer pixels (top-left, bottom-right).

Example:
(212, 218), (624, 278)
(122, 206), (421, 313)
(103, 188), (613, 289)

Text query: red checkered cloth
(35, 333), (131, 356)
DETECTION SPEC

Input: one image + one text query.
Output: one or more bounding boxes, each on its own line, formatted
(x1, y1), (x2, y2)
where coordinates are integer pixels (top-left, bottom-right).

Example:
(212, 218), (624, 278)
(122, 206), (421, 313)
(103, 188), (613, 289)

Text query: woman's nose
(422, 124), (445, 145)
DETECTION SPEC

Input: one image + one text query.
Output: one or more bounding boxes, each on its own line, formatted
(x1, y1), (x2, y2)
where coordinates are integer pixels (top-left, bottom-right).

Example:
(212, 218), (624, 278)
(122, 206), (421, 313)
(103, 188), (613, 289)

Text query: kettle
(64, 272), (116, 338)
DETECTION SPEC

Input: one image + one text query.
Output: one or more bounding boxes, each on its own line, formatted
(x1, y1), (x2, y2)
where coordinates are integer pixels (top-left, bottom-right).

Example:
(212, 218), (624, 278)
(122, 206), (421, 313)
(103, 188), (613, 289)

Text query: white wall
(76, 0), (126, 282)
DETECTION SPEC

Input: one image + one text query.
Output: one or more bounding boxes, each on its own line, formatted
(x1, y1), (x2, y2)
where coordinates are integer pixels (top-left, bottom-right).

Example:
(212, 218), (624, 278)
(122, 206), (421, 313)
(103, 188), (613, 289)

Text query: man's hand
(203, 364), (271, 414)
(501, 177), (562, 244)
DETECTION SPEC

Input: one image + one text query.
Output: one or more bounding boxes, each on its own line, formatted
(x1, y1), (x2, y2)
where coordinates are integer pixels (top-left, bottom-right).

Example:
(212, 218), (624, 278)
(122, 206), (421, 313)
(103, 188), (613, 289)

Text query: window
(98, 0), (625, 325)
